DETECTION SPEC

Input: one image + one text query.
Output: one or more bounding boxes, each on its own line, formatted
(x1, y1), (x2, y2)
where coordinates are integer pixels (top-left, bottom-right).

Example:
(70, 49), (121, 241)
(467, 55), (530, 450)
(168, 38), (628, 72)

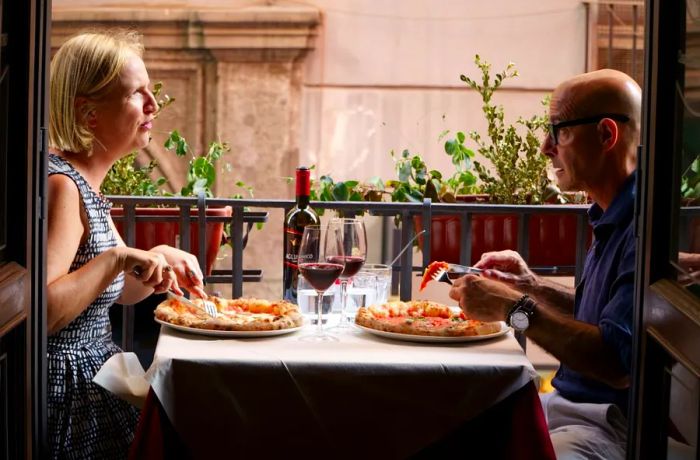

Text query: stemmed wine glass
(298, 224), (345, 341)
(327, 218), (367, 329)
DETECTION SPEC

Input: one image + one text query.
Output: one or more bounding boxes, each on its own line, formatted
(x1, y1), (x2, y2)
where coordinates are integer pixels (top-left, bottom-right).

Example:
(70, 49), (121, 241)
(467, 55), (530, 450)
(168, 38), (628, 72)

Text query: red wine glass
(298, 224), (345, 341)
(327, 218), (367, 329)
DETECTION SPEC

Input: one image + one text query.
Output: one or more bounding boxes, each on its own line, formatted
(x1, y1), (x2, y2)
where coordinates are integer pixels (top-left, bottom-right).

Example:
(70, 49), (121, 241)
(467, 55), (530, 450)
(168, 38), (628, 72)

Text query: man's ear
(597, 118), (619, 152)
(75, 97), (97, 129)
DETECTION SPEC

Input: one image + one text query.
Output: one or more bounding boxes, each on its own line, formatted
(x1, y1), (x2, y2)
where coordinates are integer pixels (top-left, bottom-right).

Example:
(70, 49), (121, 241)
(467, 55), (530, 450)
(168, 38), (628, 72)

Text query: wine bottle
(283, 166), (319, 303)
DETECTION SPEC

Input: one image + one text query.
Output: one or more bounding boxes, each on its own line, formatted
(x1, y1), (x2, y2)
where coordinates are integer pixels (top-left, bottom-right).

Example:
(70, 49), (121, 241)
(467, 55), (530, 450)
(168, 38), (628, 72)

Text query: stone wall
(52, 4), (321, 298)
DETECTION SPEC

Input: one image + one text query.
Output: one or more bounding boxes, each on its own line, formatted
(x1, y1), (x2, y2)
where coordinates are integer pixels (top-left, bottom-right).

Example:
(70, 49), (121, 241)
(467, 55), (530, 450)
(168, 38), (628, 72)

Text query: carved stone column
(52, 5), (321, 297)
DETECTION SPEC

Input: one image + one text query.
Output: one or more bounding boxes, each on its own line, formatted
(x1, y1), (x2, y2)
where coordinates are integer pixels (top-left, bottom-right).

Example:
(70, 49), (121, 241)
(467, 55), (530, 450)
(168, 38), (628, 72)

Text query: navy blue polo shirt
(551, 172), (636, 412)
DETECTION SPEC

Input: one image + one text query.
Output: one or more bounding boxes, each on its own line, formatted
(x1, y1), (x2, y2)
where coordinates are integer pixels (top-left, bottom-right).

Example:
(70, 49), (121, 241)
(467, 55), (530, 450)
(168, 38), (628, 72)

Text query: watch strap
(507, 294), (536, 321)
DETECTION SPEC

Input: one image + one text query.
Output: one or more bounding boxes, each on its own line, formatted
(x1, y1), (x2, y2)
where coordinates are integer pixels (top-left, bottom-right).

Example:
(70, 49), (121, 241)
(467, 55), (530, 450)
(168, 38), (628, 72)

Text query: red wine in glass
(299, 263), (344, 291)
(326, 255), (366, 279)
(327, 218), (367, 329)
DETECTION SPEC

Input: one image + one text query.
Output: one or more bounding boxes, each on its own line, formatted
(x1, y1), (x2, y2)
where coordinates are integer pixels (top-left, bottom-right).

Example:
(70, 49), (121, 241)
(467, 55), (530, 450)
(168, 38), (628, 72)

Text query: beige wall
(299, 0), (587, 182)
(51, 0), (588, 299)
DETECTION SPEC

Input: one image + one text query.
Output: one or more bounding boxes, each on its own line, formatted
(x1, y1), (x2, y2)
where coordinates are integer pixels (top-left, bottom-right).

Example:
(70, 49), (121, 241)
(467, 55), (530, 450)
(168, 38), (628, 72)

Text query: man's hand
(448, 274), (522, 322)
(474, 250), (538, 291)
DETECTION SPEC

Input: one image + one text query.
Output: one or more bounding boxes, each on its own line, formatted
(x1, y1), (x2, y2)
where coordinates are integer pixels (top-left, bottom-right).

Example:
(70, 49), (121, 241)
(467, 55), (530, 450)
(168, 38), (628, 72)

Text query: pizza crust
(355, 300), (501, 337)
(155, 296), (303, 331)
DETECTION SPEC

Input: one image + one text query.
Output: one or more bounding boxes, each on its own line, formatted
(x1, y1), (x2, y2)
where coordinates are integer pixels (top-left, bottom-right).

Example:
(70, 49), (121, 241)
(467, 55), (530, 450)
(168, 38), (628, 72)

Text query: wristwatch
(507, 295), (537, 332)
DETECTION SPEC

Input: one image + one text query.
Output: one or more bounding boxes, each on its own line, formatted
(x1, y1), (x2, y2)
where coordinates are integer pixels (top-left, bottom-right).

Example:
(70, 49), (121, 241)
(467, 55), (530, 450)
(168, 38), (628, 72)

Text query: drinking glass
(298, 224), (345, 341)
(327, 218), (367, 329)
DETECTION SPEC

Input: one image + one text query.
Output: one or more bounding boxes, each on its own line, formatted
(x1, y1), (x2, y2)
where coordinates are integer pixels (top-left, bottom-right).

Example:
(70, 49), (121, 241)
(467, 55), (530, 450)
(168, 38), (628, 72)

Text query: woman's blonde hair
(49, 30), (144, 154)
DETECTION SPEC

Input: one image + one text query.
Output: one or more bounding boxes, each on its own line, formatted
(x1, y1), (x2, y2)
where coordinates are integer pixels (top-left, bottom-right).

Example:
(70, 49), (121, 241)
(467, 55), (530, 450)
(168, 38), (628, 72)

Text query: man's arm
(449, 275), (630, 389)
(525, 301), (629, 389)
(474, 250), (576, 315)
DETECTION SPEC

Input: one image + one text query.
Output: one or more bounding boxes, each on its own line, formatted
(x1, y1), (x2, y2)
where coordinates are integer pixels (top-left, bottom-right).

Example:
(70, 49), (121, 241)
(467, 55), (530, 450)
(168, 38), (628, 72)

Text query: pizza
(355, 300), (501, 337)
(155, 296), (303, 331)
(419, 261), (449, 291)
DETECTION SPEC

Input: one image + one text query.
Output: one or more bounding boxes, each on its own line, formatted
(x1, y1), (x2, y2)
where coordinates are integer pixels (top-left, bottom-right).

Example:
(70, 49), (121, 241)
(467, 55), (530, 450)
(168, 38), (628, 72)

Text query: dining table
(128, 318), (556, 459)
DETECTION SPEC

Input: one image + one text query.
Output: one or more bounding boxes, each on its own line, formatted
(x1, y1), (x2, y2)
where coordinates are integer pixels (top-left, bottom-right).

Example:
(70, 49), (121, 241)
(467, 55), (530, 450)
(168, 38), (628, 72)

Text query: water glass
(344, 264), (392, 321)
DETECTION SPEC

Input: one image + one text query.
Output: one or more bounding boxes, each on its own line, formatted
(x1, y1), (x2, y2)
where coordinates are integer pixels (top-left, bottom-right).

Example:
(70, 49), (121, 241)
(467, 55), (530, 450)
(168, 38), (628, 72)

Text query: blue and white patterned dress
(47, 154), (139, 459)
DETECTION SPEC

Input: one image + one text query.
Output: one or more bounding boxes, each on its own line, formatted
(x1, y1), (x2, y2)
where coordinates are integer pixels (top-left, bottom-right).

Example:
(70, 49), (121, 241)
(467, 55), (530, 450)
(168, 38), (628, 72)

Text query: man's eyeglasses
(548, 113), (630, 145)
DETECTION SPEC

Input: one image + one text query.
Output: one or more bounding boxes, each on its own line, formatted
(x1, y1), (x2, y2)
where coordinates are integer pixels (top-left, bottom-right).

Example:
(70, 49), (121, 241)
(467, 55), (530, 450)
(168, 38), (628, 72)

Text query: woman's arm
(47, 175), (178, 333)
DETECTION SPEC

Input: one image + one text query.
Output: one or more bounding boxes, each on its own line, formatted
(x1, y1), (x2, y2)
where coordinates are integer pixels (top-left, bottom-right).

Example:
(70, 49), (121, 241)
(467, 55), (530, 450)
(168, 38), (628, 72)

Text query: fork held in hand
(432, 264), (483, 286)
(167, 290), (217, 318)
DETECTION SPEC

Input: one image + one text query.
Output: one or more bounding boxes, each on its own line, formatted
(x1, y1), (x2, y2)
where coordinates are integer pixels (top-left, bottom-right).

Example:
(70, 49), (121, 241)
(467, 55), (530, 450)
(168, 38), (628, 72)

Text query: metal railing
(108, 194), (598, 350)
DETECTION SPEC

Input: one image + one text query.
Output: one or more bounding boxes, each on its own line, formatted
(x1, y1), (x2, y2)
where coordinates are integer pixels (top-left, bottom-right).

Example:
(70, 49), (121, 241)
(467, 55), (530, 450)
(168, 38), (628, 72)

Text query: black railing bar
(197, 193), (207, 277)
(110, 195), (599, 215)
(460, 212), (472, 266)
(518, 213), (530, 262)
(122, 203), (137, 352)
(421, 198), (432, 270)
(231, 206), (245, 298)
(679, 215), (689, 252)
(372, 206), (591, 217)
(428, 203), (591, 213)
(211, 269), (263, 275)
(179, 205), (191, 253)
(208, 275), (263, 283)
(109, 194), (700, 216)
(400, 210), (412, 301)
(679, 207), (700, 217)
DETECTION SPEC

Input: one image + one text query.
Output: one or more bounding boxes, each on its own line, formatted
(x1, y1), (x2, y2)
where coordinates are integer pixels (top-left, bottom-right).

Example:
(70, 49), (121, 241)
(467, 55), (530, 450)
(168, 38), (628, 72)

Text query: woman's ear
(75, 97), (97, 129)
(597, 117), (619, 152)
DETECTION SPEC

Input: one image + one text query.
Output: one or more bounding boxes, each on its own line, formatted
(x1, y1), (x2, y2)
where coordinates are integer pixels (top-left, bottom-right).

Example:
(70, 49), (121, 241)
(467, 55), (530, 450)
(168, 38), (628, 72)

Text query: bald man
(449, 69), (641, 460)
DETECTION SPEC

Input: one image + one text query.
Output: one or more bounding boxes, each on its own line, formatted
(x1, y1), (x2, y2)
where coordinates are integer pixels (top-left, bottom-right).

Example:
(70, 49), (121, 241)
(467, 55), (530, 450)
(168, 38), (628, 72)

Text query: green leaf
(445, 139), (458, 155)
(333, 182), (349, 201)
(456, 131), (466, 143)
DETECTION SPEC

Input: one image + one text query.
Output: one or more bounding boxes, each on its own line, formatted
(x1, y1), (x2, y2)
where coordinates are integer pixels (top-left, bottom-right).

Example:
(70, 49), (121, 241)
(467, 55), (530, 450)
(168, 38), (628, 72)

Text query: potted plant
(396, 55), (590, 267)
(104, 130), (235, 276)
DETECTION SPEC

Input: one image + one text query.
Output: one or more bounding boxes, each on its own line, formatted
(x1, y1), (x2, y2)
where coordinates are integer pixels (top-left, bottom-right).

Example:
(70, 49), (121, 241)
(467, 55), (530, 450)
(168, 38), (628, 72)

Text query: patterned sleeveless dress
(47, 154), (139, 459)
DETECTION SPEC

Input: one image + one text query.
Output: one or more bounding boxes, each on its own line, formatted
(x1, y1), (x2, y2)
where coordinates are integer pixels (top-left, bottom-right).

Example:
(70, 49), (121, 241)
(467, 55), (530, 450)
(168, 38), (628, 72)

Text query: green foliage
(385, 141), (479, 204)
(310, 172), (385, 216)
(455, 55), (555, 204)
(163, 130), (231, 198)
(101, 152), (166, 196)
(681, 156), (700, 203)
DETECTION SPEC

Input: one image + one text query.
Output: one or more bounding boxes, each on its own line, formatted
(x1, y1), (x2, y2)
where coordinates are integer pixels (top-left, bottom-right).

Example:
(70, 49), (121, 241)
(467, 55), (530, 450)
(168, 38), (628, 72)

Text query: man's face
(541, 89), (600, 193)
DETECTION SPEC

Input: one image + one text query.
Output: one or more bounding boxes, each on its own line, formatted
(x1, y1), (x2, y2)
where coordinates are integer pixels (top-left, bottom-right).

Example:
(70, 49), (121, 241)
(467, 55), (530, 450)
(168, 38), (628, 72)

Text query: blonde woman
(47, 30), (205, 458)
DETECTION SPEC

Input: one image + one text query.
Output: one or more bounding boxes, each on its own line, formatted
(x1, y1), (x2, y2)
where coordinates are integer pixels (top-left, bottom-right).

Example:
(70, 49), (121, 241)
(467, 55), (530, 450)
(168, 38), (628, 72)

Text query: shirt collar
(588, 171), (636, 236)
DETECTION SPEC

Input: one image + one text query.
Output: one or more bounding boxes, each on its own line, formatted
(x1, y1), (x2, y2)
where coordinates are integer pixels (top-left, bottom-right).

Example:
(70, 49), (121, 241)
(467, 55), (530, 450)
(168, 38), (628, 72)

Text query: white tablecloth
(145, 321), (538, 458)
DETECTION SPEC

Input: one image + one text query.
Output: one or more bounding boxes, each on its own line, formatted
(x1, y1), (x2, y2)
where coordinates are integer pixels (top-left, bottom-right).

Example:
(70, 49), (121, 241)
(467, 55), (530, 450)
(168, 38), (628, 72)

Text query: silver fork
(431, 263), (483, 286)
(167, 290), (218, 318)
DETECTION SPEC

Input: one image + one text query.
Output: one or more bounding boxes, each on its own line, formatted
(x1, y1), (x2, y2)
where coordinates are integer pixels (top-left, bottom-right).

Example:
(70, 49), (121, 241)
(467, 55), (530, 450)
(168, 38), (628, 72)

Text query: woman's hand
(448, 274), (522, 322)
(474, 250), (538, 291)
(148, 245), (207, 298)
(117, 247), (180, 295)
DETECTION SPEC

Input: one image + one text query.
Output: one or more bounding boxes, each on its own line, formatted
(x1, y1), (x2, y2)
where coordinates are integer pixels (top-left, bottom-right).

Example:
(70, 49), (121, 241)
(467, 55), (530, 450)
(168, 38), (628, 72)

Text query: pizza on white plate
(155, 296), (303, 331)
(355, 300), (501, 337)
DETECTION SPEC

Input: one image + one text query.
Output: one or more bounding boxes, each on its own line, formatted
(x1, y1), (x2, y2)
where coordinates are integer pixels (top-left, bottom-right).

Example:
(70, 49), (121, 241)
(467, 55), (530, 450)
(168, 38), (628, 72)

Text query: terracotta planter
(110, 206), (232, 275)
(414, 211), (592, 267)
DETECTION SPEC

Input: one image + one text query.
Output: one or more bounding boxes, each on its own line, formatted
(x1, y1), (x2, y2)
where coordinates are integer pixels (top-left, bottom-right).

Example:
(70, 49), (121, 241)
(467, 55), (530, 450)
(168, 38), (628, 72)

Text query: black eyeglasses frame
(548, 113), (630, 145)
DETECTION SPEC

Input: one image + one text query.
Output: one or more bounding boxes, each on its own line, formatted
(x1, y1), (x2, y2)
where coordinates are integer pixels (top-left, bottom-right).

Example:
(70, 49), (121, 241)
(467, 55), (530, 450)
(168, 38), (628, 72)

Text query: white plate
(155, 318), (303, 338)
(354, 321), (510, 343)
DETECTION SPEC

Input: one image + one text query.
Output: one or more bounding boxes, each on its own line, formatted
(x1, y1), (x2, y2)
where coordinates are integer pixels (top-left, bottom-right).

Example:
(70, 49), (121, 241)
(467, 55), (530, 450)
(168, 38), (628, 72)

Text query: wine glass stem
(315, 290), (324, 335)
(339, 279), (349, 325)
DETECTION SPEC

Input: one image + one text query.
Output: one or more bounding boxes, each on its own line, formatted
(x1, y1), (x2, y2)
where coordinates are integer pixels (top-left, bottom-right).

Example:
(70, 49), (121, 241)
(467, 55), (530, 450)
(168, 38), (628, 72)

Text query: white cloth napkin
(93, 352), (149, 409)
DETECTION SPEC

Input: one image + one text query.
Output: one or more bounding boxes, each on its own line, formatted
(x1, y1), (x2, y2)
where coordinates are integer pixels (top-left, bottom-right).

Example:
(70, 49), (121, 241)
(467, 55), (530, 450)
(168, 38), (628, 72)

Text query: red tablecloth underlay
(129, 381), (555, 460)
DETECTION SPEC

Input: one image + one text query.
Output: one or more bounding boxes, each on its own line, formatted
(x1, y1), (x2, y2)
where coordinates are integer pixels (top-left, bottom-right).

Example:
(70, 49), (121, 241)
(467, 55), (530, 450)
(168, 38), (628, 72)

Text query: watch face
(510, 311), (529, 331)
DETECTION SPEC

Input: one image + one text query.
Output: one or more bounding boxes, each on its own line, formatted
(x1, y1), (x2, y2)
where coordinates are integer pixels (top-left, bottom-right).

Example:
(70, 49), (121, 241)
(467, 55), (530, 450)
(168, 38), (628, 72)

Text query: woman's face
(91, 52), (157, 157)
